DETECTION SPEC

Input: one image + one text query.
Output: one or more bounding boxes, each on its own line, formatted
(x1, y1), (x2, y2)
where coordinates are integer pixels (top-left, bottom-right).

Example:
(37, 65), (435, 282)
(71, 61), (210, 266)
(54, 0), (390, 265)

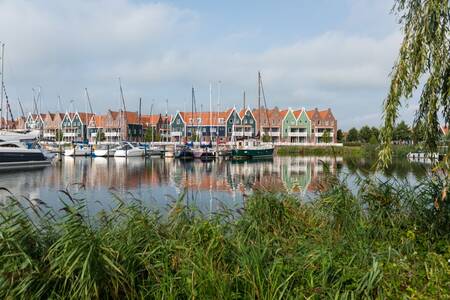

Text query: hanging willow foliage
(379, 0), (450, 168)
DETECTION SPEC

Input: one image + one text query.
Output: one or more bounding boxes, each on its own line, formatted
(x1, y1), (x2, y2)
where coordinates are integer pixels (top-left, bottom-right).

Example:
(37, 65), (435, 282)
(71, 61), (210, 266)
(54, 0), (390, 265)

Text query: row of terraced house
(13, 106), (337, 144)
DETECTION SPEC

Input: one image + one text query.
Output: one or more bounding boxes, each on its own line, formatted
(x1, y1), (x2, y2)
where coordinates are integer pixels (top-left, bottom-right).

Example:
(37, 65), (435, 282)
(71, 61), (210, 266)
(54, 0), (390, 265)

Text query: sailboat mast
(18, 97), (25, 119)
(0, 43), (4, 129)
(191, 87), (194, 142)
(149, 102), (154, 143)
(258, 71), (261, 140)
(118, 78), (128, 141)
(138, 97), (142, 141)
(209, 83), (212, 143)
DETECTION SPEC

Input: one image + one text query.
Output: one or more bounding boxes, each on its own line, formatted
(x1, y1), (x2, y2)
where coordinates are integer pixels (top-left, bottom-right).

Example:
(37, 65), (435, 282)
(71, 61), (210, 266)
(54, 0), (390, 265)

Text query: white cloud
(0, 0), (404, 129)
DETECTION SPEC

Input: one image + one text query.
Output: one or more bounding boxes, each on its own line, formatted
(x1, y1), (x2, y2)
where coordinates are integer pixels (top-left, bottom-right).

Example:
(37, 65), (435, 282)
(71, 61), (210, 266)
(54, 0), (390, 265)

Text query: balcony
(43, 133), (55, 138)
(91, 133), (97, 137)
(289, 131), (307, 137)
(232, 131), (244, 137)
(105, 132), (120, 137)
(244, 132), (254, 137)
(171, 131), (183, 136)
(63, 132), (77, 137)
(265, 131), (280, 137)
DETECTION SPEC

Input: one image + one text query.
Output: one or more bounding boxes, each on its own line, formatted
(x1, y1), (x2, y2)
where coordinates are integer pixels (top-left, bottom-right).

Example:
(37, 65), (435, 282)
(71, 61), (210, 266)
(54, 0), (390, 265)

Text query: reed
(1, 173), (450, 299)
(276, 144), (417, 159)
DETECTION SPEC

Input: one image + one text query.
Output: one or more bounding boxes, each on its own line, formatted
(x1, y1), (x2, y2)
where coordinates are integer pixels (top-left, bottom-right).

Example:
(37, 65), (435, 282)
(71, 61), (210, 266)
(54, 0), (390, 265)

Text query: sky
(0, 0), (416, 129)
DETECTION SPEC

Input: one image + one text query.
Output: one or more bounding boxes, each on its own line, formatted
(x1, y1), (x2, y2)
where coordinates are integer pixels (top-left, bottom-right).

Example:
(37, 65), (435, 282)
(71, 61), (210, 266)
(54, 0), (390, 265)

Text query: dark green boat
(230, 140), (274, 160)
(231, 147), (274, 160)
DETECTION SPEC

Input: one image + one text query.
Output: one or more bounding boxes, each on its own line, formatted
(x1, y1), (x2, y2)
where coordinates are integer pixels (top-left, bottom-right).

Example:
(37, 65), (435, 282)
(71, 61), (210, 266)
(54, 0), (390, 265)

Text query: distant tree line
(337, 120), (437, 145)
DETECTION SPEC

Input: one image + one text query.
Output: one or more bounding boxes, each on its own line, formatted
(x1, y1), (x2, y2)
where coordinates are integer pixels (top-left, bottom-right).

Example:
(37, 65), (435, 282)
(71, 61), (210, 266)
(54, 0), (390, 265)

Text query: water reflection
(0, 156), (428, 212)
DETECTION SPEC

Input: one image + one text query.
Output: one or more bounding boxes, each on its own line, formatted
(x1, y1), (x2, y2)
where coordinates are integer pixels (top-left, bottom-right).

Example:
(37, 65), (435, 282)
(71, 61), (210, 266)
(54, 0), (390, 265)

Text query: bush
(1, 174), (450, 298)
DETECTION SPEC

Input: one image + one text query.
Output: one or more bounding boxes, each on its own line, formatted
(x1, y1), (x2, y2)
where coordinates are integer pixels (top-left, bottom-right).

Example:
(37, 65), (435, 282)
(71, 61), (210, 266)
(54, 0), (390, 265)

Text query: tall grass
(1, 173), (450, 299)
(276, 144), (417, 159)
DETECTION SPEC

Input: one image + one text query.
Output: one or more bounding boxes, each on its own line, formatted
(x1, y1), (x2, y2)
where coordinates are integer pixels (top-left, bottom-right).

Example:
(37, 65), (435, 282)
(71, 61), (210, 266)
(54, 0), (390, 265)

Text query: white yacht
(93, 144), (118, 157)
(64, 144), (92, 156)
(0, 130), (41, 142)
(114, 142), (145, 157)
(0, 141), (52, 170)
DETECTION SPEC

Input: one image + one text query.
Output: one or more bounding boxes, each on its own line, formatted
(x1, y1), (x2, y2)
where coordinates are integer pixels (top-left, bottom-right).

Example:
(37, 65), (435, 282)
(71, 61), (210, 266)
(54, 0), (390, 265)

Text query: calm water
(0, 156), (429, 213)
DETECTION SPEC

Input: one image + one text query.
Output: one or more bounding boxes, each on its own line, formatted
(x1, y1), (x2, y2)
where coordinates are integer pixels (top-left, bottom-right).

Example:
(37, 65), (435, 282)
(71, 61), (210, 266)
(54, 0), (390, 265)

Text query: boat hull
(175, 149), (194, 160)
(0, 150), (47, 162)
(64, 149), (91, 156)
(114, 149), (144, 157)
(94, 149), (116, 157)
(0, 160), (51, 171)
(231, 147), (274, 160)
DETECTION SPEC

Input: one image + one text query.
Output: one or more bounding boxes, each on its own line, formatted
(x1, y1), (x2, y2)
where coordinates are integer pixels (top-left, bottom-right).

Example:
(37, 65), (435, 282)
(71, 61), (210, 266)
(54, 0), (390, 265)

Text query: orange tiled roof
(178, 110), (233, 126)
(93, 115), (106, 127)
(77, 112), (95, 124)
(141, 114), (160, 126)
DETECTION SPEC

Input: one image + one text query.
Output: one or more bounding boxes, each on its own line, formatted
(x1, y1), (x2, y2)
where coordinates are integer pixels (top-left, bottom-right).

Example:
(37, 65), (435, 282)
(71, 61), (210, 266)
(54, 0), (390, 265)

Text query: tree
(393, 121), (411, 143)
(379, 1), (450, 167)
(144, 128), (160, 142)
(262, 134), (271, 143)
(337, 129), (344, 142)
(412, 121), (425, 145)
(347, 128), (359, 142)
(322, 130), (331, 144)
(95, 130), (105, 143)
(371, 127), (380, 142)
(56, 129), (63, 142)
(369, 135), (378, 145)
(359, 126), (372, 143)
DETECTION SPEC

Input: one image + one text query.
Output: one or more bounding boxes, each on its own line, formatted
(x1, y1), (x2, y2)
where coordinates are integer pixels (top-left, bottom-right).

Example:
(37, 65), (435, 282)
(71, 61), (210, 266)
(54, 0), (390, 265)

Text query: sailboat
(231, 72), (274, 160)
(176, 87), (195, 160)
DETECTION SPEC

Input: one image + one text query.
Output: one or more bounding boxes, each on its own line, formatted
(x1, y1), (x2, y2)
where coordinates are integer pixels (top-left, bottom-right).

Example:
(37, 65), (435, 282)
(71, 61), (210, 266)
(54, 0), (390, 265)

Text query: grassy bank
(276, 144), (417, 159)
(1, 171), (450, 299)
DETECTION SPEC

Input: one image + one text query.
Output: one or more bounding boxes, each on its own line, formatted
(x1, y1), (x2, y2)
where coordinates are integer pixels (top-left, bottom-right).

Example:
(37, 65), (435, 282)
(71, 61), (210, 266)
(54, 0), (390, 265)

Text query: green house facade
(281, 108), (311, 143)
(170, 112), (186, 142)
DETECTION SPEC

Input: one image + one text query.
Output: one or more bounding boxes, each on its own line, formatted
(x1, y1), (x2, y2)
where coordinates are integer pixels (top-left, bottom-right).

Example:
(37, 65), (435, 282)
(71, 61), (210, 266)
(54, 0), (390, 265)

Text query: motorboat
(193, 147), (215, 161)
(175, 145), (194, 160)
(230, 139), (274, 160)
(0, 141), (52, 170)
(147, 145), (164, 156)
(93, 144), (118, 157)
(64, 144), (92, 156)
(114, 142), (145, 157)
(0, 130), (41, 142)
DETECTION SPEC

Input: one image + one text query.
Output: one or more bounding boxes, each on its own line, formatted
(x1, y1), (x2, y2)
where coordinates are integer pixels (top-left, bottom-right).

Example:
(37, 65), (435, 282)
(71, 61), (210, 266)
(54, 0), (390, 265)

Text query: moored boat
(175, 146), (194, 160)
(93, 144), (118, 157)
(0, 141), (52, 170)
(230, 139), (274, 160)
(64, 144), (92, 156)
(114, 142), (145, 157)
